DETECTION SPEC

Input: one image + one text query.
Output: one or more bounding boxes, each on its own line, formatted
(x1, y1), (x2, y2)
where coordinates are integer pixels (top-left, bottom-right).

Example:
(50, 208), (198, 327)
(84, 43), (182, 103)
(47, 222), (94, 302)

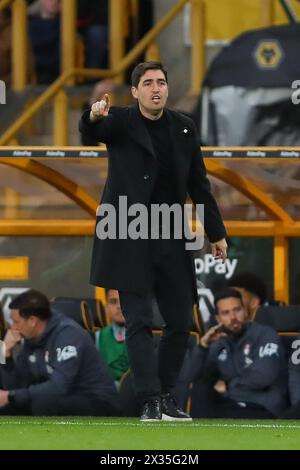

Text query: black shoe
(161, 393), (192, 421)
(140, 399), (162, 422)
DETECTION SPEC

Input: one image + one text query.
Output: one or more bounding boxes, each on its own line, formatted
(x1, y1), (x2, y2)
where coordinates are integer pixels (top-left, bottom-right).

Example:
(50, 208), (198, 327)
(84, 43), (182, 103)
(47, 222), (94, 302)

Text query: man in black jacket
(79, 61), (227, 421)
(189, 288), (287, 418)
(0, 289), (120, 416)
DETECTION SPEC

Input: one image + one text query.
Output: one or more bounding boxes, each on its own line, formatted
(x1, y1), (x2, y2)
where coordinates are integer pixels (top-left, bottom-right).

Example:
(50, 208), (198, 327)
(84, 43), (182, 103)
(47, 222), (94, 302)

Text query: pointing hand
(210, 238), (227, 262)
(90, 94), (110, 122)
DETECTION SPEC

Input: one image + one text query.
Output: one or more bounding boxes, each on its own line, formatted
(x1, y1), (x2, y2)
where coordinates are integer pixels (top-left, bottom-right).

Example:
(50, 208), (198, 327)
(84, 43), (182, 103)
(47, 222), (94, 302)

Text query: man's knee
(31, 394), (59, 416)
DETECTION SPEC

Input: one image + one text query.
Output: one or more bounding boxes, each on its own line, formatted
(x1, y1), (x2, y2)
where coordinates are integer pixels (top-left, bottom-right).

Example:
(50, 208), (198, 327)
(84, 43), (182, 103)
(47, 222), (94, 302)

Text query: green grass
(0, 417), (300, 450)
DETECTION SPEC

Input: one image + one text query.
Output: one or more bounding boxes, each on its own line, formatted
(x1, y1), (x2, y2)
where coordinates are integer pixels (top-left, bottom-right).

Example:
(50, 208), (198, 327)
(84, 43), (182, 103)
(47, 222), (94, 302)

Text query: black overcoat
(79, 105), (226, 293)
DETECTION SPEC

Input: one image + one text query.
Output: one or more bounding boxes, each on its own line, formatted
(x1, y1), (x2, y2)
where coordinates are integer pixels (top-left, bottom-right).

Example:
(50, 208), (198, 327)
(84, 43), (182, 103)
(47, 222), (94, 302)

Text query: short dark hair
(131, 61), (168, 88)
(105, 288), (114, 294)
(228, 272), (267, 304)
(214, 288), (243, 315)
(9, 289), (51, 321)
(105, 288), (118, 297)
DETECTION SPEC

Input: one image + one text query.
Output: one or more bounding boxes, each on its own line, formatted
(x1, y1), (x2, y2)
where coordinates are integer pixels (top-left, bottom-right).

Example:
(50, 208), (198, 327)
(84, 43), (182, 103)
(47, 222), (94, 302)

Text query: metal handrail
(0, 0), (204, 145)
(0, 0), (12, 10)
(279, 0), (298, 23)
(0, 72), (72, 145)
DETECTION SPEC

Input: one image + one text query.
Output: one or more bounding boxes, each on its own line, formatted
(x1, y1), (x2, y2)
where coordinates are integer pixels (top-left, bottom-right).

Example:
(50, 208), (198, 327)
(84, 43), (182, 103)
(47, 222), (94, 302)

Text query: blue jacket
(1, 313), (119, 409)
(189, 322), (288, 415)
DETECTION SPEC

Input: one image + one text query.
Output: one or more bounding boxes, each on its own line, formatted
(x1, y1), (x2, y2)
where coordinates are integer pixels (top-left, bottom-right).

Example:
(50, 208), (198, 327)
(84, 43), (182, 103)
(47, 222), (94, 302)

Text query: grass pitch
(0, 417), (300, 450)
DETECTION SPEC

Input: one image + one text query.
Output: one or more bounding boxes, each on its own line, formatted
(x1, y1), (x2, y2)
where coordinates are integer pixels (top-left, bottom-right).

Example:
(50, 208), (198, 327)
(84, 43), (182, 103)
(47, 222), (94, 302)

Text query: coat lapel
(128, 106), (156, 159)
(128, 106), (193, 172)
(164, 109), (192, 175)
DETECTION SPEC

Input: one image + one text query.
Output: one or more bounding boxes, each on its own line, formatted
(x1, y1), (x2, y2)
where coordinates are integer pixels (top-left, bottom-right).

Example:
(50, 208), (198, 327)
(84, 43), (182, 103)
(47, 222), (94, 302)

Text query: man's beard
(223, 323), (247, 338)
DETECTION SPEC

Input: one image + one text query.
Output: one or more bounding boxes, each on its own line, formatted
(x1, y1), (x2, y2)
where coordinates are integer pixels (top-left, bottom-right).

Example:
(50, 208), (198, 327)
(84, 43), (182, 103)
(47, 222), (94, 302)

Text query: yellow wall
(205, 0), (300, 40)
(273, 0), (300, 24)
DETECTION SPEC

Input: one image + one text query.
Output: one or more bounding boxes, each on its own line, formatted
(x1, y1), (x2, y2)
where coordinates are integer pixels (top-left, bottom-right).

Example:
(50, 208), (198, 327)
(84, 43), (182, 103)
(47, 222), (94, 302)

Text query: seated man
(0, 289), (120, 416)
(28, 0), (61, 84)
(95, 289), (129, 386)
(77, 0), (108, 70)
(189, 288), (287, 418)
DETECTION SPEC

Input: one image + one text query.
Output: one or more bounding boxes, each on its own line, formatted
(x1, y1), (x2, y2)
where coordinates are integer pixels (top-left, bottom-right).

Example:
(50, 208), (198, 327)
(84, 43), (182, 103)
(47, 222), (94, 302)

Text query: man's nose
(229, 312), (237, 321)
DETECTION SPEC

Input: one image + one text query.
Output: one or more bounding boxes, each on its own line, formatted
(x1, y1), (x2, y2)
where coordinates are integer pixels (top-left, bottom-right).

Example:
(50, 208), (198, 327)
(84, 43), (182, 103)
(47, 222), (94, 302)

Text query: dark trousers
(119, 238), (194, 403)
(281, 402), (300, 419)
(190, 379), (276, 419)
(0, 394), (120, 417)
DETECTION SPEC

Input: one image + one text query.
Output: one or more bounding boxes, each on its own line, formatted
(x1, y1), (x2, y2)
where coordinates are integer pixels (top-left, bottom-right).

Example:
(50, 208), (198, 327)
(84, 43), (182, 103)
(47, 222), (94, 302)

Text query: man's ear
(131, 86), (138, 99)
(29, 316), (38, 327)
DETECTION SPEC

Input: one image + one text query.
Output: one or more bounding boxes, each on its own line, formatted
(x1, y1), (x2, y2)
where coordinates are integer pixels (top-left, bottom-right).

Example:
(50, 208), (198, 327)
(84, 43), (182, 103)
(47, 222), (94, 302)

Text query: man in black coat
(79, 61), (227, 421)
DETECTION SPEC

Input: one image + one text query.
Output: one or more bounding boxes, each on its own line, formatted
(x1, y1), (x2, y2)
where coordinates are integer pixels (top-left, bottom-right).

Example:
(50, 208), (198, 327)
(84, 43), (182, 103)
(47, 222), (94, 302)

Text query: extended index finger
(103, 94), (110, 107)
(212, 323), (224, 332)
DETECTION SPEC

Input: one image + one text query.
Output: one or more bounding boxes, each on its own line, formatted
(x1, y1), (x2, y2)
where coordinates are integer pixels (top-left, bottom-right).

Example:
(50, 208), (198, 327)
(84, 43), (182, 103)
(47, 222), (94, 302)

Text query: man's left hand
(0, 390), (9, 408)
(211, 238), (227, 262)
(214, 380), (227, 394)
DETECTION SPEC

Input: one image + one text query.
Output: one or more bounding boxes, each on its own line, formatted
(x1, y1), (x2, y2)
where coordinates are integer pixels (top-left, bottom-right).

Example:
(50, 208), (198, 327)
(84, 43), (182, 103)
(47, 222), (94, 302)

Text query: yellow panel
(0, 220), (95, 236)
(205, 0), (300, 40)
(0, 256), (29, 280)
(95, 287), (106, 304)
(205, 0), (262, 40)
(274, 236), (289, 304)
(274, 0), (300, 25)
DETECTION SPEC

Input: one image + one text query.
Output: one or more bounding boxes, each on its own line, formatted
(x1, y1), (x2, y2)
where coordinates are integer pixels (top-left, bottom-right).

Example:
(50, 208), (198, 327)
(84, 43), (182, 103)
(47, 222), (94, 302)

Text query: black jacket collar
(128, 105), (192, 164)
(128, 105), (156, 159)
